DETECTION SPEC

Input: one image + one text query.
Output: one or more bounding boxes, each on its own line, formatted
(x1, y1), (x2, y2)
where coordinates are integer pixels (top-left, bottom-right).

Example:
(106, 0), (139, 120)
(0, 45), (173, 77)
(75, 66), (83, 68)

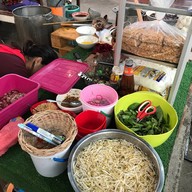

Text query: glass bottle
(119, 59), (135, 97)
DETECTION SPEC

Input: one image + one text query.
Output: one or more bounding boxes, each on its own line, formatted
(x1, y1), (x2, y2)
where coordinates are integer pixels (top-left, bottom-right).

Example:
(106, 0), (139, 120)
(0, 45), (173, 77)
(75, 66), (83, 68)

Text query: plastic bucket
(80, 84), (119, 126)
(12, 6), (54, 46)
(29, 145), (71, 177)
(65, 5), (80, 19)
(75, 110), (106, 135)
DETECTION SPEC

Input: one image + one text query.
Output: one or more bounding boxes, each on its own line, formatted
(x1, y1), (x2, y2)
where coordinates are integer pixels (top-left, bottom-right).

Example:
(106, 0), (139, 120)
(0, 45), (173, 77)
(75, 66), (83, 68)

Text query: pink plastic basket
(0, 74), (40, 128)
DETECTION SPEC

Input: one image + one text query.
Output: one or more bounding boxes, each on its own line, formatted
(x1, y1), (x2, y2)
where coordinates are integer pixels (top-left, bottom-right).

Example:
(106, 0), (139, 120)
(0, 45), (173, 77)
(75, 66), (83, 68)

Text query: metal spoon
(47, 99), (82, 107)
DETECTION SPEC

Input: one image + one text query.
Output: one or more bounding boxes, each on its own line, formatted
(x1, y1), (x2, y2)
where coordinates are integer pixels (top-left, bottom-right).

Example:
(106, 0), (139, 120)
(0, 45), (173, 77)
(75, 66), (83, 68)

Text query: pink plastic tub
(0, 74), (40, 128)
(80, 84), (119, 126)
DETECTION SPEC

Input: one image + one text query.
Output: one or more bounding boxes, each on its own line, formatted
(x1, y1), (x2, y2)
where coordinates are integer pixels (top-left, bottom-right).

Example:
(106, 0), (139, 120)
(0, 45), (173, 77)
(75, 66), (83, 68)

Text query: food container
(65, 5), (80, 19)
(80, 84), (118, 126)
(72, 11), (89, 21)
(18, 110), (77, 177)
(0, 58), (88, 128)
(68, 129), (164, 192)
(76, 35), (98, 49)
(30, 100), (58, 114)
(75, 110), (106, 138)
(114, 91), (178, 147)
(0, 74), (40, 128)
(56, 89), (82, 114)
(76, 26), (96, 36)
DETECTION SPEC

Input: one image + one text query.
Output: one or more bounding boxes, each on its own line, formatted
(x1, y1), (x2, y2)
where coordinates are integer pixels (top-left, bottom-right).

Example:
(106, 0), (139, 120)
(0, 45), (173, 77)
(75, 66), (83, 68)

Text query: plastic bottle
(119, 59), (135, 97)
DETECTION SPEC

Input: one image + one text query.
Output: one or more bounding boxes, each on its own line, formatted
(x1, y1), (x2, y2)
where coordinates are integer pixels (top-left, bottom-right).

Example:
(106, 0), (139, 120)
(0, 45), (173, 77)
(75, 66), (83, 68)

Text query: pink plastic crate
(0, 74), (40, 128)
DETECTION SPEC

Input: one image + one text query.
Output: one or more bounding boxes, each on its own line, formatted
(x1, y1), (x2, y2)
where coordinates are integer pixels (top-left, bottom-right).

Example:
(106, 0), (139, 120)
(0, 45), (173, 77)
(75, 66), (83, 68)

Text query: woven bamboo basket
(18, 110), (78, 156)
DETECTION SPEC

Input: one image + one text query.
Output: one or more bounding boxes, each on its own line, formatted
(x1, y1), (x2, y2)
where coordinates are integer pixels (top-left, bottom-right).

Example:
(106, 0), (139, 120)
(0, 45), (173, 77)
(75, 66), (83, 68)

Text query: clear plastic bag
(122, 0), (186, 64)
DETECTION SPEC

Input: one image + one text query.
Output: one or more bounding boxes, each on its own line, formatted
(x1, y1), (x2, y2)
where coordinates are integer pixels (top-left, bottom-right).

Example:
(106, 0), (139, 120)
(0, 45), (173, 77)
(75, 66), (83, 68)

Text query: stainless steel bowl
(68, 129), (164, 192)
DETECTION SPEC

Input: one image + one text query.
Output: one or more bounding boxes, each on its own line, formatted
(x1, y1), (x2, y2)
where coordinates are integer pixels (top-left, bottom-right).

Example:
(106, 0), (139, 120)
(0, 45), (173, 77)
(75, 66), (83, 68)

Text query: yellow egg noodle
(73, 139), (157, 192)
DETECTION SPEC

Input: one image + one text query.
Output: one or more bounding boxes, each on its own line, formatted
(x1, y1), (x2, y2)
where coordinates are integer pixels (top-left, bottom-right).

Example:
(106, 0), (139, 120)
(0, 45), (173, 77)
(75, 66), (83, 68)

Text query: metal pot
(12, 5), (54, 46)
(68, 129), (165, 192)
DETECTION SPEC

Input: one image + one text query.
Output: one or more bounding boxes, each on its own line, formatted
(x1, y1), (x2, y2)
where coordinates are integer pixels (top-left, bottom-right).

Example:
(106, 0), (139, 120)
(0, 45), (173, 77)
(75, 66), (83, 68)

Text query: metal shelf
(114, 0), (192, 105)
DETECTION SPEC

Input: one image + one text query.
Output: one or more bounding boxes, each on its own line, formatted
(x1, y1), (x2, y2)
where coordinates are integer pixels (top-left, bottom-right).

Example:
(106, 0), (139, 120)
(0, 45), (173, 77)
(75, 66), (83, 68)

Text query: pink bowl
(72, 11), (89, 21)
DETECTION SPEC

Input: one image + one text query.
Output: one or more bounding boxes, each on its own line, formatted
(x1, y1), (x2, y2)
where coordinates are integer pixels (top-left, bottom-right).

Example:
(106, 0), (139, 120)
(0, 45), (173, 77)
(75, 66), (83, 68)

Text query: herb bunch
(117, 102), (170, 136)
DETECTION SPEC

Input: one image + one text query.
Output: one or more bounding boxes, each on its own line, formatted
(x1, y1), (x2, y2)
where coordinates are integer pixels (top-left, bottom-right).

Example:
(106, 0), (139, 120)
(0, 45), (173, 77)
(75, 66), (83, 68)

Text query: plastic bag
(176, 16), (192, 32)
(128, 55), (176, 94)
(122, 0), (186, 64)
(133, 65), (171, 93)
(0, 117), (24, 156)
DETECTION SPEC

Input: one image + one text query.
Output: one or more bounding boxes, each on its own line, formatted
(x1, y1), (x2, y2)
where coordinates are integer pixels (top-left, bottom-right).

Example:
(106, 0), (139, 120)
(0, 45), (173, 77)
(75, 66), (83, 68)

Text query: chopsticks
(43, 20), (93, 26)
(61, 23), (92, 27)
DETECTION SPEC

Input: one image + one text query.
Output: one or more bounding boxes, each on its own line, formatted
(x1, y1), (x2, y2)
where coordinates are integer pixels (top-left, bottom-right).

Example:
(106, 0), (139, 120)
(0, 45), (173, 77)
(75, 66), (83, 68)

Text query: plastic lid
(30, 58), (89, 94)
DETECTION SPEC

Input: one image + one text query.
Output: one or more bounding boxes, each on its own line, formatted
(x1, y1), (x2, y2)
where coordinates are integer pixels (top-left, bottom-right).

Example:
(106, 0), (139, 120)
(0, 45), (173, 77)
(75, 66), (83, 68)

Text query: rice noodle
(73, 139), (157, 192)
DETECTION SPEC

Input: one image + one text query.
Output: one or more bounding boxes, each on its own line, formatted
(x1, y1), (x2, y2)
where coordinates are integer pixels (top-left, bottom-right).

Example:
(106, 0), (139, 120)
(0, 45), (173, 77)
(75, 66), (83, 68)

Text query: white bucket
(29, 145), (71, 177)
(80, 84), (119, 126)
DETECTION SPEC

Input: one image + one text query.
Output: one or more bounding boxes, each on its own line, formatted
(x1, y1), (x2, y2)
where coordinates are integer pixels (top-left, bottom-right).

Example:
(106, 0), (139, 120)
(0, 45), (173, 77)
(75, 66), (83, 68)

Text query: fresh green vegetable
(117, 102), (170, 136)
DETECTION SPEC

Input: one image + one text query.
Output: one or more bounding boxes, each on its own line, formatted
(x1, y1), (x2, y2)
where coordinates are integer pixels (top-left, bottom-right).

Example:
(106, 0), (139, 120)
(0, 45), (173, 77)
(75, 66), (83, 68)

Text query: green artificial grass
(155, 62), (192, 177)
(0, 47), (191, 191)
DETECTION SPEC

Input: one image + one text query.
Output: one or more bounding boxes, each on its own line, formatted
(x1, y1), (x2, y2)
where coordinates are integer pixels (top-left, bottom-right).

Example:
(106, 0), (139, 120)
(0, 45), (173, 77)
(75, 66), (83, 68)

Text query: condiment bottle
(119, 59), (135, 97)
(110, 66), (120, 84)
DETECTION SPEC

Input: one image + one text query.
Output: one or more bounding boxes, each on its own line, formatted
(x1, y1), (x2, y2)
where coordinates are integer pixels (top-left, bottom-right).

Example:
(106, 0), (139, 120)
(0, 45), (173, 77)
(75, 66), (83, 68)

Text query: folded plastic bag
(0, 117), (24, 156)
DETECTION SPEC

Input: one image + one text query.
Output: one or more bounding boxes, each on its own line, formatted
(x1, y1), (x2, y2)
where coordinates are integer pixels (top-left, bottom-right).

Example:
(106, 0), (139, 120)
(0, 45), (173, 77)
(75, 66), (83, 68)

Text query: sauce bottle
(119, 59), (135, 97)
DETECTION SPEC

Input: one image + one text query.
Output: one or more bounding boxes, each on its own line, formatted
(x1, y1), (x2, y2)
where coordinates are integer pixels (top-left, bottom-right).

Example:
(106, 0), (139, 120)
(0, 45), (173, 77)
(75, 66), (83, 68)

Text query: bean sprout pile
(73, 139), (157, 192)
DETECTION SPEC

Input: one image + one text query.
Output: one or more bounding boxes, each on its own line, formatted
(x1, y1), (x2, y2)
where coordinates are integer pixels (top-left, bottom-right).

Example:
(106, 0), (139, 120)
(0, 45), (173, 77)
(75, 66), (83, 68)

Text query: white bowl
(76, 26), (96, 36)
(56, 89), (82, 114)
(76, 35), (98, 49)
(72, 11), (89, 21)
(146, 11), (156, 21)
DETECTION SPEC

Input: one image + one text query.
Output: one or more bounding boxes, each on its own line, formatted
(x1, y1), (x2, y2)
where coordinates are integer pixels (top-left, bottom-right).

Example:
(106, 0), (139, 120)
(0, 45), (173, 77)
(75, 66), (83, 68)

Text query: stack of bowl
(75, 110), (106, 140)
(75, 25), (98, 49)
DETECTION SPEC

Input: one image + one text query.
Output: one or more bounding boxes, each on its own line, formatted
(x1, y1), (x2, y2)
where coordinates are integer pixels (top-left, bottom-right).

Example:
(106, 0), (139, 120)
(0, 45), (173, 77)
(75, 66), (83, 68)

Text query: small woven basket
(18, 110), (78, 156)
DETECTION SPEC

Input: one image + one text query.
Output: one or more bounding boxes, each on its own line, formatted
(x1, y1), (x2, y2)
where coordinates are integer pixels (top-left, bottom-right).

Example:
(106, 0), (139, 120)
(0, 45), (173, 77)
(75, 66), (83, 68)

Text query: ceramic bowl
(76, 35), (98, 49)
(56, 88), (82, 114)
(76, 26), (96, 36)
(72, 11), (89, 21)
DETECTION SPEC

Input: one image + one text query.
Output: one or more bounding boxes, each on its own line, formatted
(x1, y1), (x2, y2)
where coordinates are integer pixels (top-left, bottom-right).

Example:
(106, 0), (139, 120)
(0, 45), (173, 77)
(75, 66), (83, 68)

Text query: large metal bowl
(68, 129), (164, 192)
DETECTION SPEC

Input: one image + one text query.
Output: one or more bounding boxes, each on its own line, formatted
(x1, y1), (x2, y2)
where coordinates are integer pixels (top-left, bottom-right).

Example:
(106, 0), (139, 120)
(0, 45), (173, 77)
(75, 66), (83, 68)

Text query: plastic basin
(0, 74), (40, 128)
(80, 84), (118, 126)
(114, 91), (178, 147)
